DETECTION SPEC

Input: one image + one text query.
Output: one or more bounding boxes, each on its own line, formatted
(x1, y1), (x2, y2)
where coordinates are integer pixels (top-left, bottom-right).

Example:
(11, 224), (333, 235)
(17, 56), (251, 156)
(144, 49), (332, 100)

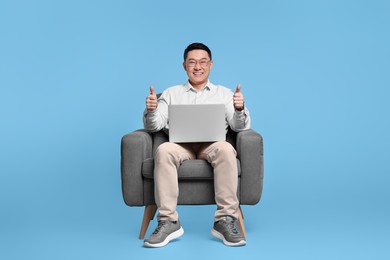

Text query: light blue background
(1, 0), (389, 259)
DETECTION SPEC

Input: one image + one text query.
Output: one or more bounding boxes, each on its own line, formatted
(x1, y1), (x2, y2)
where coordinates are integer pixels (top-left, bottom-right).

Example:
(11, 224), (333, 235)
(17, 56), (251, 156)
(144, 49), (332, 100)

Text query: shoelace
(225, 219), (239, 235)
(152, 221), (168, 234)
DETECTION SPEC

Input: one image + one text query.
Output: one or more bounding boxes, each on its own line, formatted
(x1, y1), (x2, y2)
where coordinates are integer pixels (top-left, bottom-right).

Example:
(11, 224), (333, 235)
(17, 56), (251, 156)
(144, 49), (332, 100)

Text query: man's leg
(144, 142), (195, 247)
(154, 142), (196, 220)
(198, 141), (239, 221)
(198, 141), (246, 246)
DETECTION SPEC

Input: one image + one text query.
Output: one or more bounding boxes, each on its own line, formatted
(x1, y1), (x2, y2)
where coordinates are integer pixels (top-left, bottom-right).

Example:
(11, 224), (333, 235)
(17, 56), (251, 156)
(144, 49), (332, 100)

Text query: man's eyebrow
(187, 58), (209, 61)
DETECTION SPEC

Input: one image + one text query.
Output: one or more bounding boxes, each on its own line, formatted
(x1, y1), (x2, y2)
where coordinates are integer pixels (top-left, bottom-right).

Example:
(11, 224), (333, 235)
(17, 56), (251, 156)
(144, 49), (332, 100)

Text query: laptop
(168, 104), (226, 143)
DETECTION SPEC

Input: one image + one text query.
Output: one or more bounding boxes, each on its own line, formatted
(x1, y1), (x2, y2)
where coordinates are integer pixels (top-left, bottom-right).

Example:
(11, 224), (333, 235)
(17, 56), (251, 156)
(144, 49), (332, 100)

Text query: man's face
(183, 49), (213, 88)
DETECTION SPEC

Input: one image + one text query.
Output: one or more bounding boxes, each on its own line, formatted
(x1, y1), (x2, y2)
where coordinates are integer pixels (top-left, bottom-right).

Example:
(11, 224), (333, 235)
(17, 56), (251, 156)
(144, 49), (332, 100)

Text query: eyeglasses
(186, 59), (210, 68)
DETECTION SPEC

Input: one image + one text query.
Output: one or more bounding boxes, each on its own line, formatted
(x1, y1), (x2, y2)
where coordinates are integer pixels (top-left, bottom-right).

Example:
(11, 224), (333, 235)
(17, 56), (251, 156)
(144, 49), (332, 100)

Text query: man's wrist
(235, 102), (245, 112)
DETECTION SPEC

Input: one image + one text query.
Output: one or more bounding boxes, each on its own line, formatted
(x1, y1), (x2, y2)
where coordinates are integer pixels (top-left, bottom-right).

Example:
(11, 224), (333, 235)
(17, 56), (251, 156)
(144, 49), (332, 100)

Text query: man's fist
(146, 85), (157, 111)
(233, 84), (244, 111)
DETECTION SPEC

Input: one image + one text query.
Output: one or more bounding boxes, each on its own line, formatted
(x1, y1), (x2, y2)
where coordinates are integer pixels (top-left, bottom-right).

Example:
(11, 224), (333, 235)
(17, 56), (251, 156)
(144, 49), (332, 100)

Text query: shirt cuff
(234, 108), (246, 116)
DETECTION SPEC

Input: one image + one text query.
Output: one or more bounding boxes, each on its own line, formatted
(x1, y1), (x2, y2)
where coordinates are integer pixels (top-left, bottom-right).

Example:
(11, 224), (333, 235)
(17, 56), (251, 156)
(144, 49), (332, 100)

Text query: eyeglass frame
(185, 58), (212, 68)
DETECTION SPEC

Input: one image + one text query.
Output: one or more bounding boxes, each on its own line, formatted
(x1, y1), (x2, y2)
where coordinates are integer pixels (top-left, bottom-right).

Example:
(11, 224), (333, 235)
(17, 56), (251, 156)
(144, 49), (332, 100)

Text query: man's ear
(183, 61), (187, 71)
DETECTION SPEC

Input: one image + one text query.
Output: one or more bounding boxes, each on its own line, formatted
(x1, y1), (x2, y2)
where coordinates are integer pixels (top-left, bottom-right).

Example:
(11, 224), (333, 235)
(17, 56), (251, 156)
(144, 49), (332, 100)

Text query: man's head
(183, 43), (213, 89)
(183, 43), (212, 61)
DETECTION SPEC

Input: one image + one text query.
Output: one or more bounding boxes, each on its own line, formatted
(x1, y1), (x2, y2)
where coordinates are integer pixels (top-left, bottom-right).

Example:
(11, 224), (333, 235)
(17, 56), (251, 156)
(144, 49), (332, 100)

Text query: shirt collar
(185, 81), (214, 92)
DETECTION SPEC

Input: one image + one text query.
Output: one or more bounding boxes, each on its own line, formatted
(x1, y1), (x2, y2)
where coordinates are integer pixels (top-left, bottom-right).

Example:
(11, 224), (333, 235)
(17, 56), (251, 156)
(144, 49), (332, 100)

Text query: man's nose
(194, 62), (202, 69)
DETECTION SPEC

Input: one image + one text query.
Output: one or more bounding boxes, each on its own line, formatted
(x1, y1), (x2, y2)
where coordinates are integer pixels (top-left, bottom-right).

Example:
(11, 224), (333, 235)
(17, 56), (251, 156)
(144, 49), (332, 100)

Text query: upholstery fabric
(121, 128), (264, 206)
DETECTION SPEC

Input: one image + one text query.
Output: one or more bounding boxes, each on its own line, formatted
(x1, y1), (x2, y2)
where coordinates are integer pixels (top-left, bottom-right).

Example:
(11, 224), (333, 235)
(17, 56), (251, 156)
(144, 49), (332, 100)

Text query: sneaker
(144, 220), (184, 248)
(211, 216), (246, 246)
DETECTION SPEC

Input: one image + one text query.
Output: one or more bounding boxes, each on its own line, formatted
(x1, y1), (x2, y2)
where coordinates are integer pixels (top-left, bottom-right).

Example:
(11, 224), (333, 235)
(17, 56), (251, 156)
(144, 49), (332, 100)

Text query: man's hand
(146, 85), (157, 111)
(233, 84), (245, 111)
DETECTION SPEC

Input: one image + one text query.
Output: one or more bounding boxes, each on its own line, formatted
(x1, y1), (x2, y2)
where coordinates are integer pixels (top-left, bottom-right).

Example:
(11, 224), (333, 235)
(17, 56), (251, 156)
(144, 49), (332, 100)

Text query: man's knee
(214, 141), (237, 158)
(155, 142), (176, 160)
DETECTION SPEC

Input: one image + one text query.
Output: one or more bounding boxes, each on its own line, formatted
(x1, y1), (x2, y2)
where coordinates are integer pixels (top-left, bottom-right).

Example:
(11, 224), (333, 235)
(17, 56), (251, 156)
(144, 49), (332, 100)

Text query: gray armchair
(121, 127), (264, 239)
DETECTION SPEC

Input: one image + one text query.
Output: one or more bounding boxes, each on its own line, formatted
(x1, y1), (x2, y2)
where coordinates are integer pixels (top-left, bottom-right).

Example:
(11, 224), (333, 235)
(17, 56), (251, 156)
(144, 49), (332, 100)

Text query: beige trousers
(154, 141), (239, 222)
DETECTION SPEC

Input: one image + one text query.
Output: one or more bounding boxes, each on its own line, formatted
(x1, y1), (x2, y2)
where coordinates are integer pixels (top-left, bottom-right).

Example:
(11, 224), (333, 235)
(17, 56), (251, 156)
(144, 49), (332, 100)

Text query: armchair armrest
(236, 129), (264, 205)
(121, 129), (153, 206)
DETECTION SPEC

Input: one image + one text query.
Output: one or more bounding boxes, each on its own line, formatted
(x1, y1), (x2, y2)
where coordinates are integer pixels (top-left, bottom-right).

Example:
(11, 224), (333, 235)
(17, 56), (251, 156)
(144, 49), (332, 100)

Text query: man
(143, 43), (250, 247)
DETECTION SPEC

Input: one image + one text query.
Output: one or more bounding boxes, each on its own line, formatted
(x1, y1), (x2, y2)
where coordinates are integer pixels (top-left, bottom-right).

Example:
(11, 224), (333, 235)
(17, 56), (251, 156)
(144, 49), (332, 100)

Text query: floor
(2, 191), (388, 260)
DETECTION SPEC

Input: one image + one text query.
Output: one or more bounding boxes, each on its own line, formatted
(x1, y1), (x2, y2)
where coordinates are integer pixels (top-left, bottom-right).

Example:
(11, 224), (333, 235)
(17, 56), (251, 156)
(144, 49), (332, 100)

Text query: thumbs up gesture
(146, 85), (158, 111)
(233, 84), (245, 111)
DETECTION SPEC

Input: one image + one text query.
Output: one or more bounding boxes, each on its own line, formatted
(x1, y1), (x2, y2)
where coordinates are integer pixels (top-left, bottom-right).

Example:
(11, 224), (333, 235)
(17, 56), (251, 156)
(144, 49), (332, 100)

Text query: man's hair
(183, 42), (212, 61)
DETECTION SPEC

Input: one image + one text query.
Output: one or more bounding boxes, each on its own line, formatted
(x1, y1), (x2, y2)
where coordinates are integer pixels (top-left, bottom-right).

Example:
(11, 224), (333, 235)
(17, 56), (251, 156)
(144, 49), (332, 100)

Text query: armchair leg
(237, 206), (246, 238)
(139, 204), (157, 240)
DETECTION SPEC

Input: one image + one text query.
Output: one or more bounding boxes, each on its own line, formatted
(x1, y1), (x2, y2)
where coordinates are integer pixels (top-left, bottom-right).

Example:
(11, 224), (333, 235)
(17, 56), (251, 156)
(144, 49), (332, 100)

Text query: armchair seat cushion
(142, 158), (241, 180)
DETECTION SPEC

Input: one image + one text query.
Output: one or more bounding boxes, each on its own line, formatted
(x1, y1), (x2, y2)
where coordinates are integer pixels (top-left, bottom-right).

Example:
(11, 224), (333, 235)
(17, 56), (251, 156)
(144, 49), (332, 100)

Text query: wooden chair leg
(237, 206), (246, 238)
(139, 204), (157, 240)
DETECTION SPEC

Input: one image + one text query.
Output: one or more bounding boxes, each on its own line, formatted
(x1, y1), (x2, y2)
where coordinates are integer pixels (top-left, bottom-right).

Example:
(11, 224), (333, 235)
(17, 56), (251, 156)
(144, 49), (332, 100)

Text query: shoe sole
(144, 227), (184, 248)
(211, 228), (246, 247)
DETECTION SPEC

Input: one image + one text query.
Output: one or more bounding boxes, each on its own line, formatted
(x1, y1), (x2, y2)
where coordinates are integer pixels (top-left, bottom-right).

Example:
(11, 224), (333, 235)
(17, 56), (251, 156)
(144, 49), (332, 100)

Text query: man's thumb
(235, 84), (241, 93)
(149, 85), (155, 95)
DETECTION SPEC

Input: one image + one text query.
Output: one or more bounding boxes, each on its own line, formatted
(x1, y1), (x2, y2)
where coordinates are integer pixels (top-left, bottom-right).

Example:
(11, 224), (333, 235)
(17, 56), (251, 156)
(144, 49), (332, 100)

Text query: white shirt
(143, 81), (250, 133)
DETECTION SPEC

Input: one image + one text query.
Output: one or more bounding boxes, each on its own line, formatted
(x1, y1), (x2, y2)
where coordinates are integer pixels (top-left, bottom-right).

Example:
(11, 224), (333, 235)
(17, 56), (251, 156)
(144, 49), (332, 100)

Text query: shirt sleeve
(225, 89), (251, 132)
(143, 93), (169, 132)
(231, 106), (251, 131)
